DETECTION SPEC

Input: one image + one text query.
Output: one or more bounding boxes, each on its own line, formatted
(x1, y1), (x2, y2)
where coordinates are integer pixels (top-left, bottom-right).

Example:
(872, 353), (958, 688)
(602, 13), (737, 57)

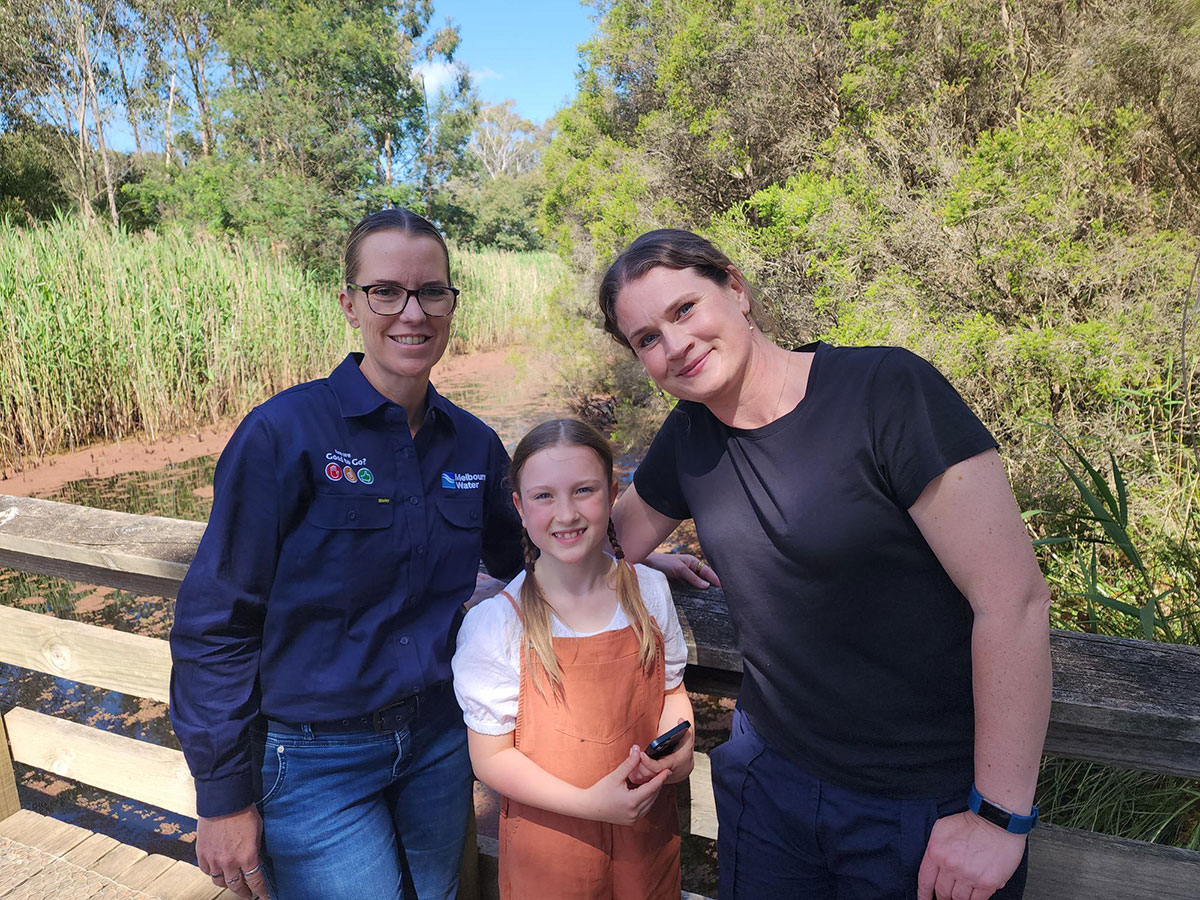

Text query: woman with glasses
(170, 209), (524, 900)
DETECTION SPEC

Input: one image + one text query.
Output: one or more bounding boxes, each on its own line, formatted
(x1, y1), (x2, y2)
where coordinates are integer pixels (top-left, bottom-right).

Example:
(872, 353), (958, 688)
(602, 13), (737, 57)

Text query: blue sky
(422, 1), (597, 123)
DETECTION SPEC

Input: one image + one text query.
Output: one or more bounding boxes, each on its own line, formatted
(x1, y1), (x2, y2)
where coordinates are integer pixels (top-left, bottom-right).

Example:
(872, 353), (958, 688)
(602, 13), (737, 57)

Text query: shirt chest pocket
(433, 492), (484, 561)
(307, 493), (395, 530)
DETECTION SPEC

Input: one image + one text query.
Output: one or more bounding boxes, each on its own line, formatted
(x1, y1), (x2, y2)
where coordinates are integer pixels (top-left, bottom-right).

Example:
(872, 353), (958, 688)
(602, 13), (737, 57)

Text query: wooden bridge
(0, 493), (1197, 898)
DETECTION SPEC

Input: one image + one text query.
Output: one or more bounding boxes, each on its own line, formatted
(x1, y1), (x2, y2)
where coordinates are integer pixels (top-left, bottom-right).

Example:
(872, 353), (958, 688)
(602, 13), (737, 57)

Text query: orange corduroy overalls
(497, 593), (681, 900)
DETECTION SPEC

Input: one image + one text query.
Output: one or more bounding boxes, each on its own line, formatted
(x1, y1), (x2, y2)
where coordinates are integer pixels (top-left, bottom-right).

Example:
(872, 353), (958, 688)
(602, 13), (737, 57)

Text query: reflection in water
(0, 378), (568, 857)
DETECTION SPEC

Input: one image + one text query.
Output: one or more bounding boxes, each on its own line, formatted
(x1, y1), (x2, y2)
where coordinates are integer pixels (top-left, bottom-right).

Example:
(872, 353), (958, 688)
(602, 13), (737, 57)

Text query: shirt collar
(329, 353), (456, 433)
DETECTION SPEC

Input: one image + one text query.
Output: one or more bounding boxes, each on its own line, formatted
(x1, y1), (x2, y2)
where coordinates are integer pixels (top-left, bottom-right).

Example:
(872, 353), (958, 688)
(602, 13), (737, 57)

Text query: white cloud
(414, 60), (458, 97)
(472, 67), (501, 83)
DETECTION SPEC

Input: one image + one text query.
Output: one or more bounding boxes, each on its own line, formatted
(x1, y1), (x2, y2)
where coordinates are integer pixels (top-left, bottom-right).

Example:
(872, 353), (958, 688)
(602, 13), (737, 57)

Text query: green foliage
(0, 129), (69, 222)
(445, 170), (547, 252)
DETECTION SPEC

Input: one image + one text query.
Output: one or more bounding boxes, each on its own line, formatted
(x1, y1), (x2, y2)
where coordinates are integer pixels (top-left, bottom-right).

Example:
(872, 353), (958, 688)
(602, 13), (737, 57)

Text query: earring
(744, 311), (754, 331)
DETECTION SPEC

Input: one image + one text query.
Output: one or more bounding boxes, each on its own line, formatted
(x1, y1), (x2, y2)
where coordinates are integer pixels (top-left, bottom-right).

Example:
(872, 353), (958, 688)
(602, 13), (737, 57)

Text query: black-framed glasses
(346, 282), (460, 317)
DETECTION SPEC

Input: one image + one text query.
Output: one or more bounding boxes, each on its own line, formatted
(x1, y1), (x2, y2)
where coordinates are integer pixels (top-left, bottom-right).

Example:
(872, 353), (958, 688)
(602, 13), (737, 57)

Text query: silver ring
(242, 864), (262, 876)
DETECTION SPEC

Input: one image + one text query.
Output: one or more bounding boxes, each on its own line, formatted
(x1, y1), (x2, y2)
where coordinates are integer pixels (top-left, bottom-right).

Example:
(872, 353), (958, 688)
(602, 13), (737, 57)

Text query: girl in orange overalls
(453, 418), (693, 900)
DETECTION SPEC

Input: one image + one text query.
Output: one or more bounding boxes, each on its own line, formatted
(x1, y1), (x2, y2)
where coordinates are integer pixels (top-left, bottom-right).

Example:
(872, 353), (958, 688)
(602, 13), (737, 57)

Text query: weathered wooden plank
(88, 843), (148, 882)
(62, 832), (122, 868)
(0, 605), (171, 703)
(141, 860), (222, 900)
(0, 495), (200, 599)
(0, 711), (19, 822)
(116, 856), (176, 892)
(0, 808), (91, 856)
(3, 709), (196, 818)
(684, 752), (718, 841)
(1027, 822), (1200, 899)
(1046, 630), (1200, 779)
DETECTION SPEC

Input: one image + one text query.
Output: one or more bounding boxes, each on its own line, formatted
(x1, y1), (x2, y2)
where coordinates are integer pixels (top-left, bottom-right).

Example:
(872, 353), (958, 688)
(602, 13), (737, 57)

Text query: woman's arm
(468, 730), (670, 826)
(613, 484), (718, 587)
(907, 449), (1052, 900)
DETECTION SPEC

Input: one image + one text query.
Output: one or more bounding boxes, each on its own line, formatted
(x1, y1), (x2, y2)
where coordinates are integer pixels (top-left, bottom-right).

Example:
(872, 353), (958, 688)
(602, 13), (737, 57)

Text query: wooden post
(0, 711), (21, 821)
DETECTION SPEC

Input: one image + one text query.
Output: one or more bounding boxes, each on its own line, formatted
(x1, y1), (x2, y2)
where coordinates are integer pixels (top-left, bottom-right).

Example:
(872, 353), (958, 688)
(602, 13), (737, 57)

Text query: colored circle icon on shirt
(358, 467), (374, 484)
(325, 462), (342, 481)
(343, 465), (357, 483)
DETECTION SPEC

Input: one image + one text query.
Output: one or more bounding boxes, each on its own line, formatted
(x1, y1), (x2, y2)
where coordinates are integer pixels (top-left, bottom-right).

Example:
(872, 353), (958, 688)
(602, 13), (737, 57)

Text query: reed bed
(0, 218), (572, 470)
(450, 246), (572, 352)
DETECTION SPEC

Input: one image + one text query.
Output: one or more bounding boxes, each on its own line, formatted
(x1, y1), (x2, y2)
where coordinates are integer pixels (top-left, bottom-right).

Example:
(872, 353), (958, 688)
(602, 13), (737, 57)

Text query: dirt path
(0, 348), (559, 498)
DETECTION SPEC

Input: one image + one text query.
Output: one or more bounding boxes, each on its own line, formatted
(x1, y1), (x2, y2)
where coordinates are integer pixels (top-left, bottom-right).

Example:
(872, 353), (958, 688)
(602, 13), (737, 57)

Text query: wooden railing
(1, 493), (1198, 898)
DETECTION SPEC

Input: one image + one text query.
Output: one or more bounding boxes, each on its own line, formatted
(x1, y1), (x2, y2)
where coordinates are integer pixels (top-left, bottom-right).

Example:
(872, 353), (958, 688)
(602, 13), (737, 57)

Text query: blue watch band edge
(968, 784), (1039, 834)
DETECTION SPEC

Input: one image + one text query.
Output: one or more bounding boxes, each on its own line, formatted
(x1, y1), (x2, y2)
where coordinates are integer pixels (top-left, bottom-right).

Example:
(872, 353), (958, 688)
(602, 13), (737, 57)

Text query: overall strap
(499, 589), (519, 615)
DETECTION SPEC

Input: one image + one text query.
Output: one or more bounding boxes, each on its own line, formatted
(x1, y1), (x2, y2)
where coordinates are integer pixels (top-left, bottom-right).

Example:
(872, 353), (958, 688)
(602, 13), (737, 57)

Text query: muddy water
(0, 359), (725, 893)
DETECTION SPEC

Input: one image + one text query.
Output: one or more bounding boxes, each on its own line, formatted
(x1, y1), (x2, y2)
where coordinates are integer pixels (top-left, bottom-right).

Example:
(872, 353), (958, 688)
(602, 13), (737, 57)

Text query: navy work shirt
(169, 354), (523, 817)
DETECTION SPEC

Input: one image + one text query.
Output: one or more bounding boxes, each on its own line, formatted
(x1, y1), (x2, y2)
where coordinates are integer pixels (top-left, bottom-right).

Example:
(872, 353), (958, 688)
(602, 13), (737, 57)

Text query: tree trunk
(165, 70), (177, 167)
(76, 10), (119, 225)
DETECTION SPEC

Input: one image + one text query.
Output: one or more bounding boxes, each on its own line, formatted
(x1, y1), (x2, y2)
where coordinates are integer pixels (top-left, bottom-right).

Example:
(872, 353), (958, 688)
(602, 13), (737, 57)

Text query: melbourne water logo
(442, 472), (486, 490)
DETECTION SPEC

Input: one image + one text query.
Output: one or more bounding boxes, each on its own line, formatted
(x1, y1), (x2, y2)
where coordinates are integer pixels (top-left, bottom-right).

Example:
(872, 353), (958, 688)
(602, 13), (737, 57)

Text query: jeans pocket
(255, 742), (288, 810)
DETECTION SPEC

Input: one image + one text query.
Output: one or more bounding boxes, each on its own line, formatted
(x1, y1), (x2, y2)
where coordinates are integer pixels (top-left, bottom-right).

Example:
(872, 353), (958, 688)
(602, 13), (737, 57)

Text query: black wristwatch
(968, 784), (1039, 835)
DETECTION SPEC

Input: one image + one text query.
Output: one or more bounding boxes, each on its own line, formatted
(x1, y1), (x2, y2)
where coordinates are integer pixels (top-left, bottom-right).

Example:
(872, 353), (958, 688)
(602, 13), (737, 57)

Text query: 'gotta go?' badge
(324, 450), (373, 486)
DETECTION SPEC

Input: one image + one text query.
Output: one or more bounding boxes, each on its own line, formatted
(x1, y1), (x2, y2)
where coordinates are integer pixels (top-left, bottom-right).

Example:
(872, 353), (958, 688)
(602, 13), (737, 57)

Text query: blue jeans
(710, 708), (1029, 900)
(252, 688), (473, 900)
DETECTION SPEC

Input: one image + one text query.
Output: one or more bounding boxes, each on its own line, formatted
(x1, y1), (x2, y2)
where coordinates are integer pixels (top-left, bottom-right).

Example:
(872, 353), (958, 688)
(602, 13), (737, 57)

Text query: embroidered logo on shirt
(442, 472), (486, 490)
(324, 450), (371, 486)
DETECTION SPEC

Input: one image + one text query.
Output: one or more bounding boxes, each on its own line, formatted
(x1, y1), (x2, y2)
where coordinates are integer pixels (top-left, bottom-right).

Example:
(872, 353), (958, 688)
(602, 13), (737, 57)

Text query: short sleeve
(632, 405), (692, 520)
(870, 349), (998, 509)
(634, 565), (688, 690)
(452, 595), (522, 734)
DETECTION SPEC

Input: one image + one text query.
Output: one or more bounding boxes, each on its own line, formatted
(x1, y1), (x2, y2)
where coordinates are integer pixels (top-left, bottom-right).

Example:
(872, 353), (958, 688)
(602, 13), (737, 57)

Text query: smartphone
(645, 720), (691, 760)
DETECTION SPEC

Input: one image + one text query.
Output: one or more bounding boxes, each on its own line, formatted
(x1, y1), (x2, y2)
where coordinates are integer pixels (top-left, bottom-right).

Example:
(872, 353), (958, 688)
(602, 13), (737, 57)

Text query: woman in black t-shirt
(601, 229), (1051, 900)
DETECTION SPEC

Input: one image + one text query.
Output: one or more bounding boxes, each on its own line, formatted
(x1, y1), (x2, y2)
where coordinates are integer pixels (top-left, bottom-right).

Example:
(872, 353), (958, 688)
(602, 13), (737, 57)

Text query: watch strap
(968, 784), (1039, 834)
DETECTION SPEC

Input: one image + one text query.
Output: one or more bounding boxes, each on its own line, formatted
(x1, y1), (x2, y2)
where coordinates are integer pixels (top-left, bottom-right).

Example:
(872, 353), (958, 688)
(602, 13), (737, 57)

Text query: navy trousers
(710, 708), (1029, 900)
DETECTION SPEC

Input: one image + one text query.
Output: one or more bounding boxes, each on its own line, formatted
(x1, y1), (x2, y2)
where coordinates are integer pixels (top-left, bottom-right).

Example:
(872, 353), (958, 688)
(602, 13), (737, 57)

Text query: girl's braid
(606, 519), (626, 560)
(522, 529), (539, 572)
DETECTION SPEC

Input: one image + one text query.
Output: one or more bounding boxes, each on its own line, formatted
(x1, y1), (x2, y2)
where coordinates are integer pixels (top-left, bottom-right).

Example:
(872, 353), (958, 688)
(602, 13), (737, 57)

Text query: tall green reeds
(451, 246), (571, 351)
(0, 218), (572, 470)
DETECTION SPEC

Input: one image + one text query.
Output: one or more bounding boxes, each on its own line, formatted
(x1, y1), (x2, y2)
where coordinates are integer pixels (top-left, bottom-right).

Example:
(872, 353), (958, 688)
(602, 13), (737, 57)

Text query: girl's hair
(343, 208), (452, 285)
(597, 227), (764, 351)
(509, 418), (659, 697)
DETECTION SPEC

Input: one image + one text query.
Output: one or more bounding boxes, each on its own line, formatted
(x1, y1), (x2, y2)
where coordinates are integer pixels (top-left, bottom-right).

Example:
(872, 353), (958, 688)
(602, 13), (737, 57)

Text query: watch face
(975, 799), (1012, 831)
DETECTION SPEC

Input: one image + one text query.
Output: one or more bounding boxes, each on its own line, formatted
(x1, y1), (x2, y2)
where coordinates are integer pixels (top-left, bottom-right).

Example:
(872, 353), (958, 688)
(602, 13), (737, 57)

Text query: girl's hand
(629, 718), (695, 785)
(585, 747), (671, 825)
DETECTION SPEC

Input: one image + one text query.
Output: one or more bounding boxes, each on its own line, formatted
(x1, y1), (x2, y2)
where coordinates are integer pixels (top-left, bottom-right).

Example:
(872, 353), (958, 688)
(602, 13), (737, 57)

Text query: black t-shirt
(634, 342), (998, 798)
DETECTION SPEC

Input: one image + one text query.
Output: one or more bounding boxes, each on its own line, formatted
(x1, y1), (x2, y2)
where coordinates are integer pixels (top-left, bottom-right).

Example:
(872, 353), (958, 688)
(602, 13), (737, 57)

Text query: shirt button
(400, 636), (410, 645)
(409, 496), (419, 505)
(470, 511), (479, 521)
(347, 510), (357, 520)
(416, 546), (426, 556)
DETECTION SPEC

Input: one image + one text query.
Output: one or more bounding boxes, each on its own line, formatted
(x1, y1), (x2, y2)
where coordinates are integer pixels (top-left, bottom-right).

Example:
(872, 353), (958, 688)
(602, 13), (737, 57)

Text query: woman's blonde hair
(509, 418), (659, 698)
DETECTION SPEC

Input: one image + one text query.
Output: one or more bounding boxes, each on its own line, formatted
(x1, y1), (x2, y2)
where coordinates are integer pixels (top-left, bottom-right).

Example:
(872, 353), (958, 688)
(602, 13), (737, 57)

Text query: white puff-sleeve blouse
(452, 563), (689, 735)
